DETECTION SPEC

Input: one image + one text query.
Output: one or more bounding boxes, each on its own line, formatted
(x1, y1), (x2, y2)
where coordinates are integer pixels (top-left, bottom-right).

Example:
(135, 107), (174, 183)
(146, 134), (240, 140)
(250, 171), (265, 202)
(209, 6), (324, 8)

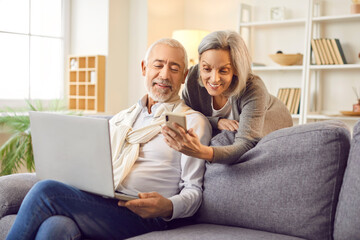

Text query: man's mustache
(152, 79), (172, 90)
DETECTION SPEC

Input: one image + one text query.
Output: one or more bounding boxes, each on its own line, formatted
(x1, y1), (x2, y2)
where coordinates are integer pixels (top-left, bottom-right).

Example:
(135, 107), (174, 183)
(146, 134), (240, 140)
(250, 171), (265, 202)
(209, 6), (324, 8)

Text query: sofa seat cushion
(128, 224), (305, 240)
(0, 173), (39, 218)
(0, 214), (16, 240)
(197, 121), (350, 240)
(334, 120), (360, 239)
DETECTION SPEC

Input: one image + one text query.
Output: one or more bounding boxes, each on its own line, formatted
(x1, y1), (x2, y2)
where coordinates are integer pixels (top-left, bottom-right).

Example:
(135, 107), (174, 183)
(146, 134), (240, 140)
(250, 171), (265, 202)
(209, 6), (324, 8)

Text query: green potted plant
(0, 100), (70, 176)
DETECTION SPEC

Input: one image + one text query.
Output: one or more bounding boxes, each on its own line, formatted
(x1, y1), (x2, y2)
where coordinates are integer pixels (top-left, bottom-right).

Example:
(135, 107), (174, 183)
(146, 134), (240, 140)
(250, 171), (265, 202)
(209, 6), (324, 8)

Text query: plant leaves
(0, 99), (75, 176)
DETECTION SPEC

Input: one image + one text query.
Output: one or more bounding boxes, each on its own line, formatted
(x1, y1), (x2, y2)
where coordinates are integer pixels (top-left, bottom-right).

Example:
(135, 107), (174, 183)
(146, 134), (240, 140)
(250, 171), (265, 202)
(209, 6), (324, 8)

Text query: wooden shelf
(68, 55), (105, 112)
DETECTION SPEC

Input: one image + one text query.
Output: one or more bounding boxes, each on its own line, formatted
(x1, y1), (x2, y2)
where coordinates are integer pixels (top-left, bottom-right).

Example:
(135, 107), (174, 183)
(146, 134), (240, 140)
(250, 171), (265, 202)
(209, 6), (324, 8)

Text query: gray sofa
(1, 120), (360, 240)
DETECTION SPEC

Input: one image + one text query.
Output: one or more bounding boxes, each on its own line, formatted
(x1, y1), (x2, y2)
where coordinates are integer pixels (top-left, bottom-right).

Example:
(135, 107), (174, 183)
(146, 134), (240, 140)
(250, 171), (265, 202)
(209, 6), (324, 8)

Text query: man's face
(142, 44), (187, 103)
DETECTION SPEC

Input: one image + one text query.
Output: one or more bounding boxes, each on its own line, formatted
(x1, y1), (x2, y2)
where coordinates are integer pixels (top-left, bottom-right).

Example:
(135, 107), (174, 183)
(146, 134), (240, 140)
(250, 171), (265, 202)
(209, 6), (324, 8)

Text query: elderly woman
(162, 30), (293, 164)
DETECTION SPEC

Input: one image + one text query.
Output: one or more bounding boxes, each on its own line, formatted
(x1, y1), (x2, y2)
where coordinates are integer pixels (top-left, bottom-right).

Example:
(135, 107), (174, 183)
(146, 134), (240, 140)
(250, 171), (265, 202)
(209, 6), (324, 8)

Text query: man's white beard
(147, 79), (177, 102)
(148, 90), (172, 102)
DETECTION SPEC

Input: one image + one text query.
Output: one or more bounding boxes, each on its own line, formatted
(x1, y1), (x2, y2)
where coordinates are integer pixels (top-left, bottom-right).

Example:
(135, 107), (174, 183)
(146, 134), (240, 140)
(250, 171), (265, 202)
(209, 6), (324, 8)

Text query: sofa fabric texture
(0, 173), (38, 239)
(334, 120), (360, 240)
(0, 215), (16, 240)
(0, 173), (38, 217)
(129, 224), (305, 240)
(196, 121), (350, 240)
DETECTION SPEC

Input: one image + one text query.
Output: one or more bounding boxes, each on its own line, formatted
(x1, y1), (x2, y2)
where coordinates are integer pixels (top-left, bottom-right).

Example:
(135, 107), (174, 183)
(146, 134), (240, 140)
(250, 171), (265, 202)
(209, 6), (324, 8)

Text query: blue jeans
(6, 180), (168, 240)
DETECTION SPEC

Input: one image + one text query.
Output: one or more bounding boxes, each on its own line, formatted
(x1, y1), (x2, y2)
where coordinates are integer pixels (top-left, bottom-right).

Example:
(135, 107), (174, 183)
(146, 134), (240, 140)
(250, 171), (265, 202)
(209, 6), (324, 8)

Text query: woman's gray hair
(198, 30), (253, 97)
(144, 38), (188, 73)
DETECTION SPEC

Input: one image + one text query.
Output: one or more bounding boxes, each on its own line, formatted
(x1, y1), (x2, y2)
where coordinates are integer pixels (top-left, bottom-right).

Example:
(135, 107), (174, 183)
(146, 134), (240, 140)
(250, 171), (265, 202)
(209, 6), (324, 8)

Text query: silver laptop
(29, 111), (138, 201)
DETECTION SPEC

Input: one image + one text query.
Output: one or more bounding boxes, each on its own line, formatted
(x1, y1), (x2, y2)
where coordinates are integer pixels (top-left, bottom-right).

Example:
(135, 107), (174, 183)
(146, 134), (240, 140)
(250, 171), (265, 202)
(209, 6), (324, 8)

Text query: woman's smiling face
(199, 49), (234, 97)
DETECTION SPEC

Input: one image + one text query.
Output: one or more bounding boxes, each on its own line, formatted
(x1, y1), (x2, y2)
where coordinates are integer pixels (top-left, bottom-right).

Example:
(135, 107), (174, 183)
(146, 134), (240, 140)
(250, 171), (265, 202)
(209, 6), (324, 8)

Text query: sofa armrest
(0, 173), (39, 218)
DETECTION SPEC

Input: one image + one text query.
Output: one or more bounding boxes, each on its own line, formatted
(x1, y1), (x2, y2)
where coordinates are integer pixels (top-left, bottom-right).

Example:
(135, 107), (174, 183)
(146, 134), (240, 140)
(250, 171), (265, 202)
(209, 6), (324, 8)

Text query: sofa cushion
(0, 214), (16, 240)
(0, 173), (39, 217)
(128, 224), (305, 240)
(334, 120), (360, 240)
(196, 121), (350, 240)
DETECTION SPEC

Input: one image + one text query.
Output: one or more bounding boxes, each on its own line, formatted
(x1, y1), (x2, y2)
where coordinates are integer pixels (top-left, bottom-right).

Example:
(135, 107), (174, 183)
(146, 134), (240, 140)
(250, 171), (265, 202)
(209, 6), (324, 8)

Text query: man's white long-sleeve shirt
(110, 95), (212, 220)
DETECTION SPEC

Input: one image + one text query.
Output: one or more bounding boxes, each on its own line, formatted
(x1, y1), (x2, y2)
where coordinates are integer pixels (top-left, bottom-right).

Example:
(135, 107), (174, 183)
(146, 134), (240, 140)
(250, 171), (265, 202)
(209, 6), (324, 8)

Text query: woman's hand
(217, 119), (239, 131)
(161, 123), (213, 161)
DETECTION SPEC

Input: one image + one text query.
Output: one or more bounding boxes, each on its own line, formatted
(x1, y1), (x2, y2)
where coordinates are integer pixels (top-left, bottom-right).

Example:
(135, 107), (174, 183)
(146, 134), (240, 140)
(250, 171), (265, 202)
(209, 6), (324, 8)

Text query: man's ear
(141, 60), (146, 77)
(182, 69), (189, 84)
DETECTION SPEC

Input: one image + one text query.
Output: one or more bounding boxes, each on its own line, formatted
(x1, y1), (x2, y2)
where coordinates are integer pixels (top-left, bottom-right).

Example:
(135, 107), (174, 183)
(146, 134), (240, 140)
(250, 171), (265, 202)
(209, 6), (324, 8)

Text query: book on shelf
(310, 38), (347, 65)
(276, 88), (301, 114)
(277, 88), (284, 102)
(317, 38), (329, 64)
(322, 38), (334, 64)
(326, 39), (339, 65)
(315, 39), (326, 65)
(311, 39), (321, 65)
(290, 89), (298, 114)
(331, 38), (347, 64)
(293, 88), (301, 114)
(282, 88), (290, 106)
(286, 88), (296, 111)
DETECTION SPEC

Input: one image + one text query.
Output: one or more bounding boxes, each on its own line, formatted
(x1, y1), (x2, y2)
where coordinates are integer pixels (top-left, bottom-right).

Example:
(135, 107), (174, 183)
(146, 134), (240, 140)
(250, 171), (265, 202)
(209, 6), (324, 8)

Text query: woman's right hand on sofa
(217, 119), (239, 131)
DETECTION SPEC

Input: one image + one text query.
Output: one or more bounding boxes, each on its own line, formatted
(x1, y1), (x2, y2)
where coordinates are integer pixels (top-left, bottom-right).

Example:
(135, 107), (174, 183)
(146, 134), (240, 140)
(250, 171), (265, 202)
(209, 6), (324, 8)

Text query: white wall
(183, 0), (240, 31)
(69, 0), (149, 114)
(70, 0), (109, 55)
(127, 0), (149, 106)
(147, 0), (185, 45)
(106, 0), (130, 114)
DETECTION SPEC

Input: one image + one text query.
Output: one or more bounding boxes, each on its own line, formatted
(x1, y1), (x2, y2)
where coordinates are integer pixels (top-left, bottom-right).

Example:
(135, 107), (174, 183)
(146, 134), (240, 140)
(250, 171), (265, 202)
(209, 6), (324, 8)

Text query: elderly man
(6, 39), (211, 240)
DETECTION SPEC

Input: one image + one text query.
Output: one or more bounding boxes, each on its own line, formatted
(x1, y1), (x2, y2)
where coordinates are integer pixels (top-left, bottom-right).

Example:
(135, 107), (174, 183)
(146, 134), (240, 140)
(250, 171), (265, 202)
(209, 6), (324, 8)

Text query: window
(0, 0), (66, 107)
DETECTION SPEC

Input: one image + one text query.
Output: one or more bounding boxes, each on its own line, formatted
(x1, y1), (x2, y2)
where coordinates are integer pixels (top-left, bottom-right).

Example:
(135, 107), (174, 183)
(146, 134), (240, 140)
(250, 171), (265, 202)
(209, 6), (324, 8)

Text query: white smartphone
(164, 112), (187, 133)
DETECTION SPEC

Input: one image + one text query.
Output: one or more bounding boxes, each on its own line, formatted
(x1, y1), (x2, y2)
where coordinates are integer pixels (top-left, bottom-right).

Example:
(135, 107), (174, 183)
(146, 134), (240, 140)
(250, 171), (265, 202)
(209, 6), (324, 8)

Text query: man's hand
(118, 192), (173, 219)
(217, 119), (239, 131)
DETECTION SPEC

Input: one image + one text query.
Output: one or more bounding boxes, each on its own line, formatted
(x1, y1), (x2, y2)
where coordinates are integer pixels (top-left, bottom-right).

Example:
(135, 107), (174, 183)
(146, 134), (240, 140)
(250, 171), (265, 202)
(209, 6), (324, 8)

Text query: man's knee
(35, 215), (81, 240)
(30, 179), (65, 198)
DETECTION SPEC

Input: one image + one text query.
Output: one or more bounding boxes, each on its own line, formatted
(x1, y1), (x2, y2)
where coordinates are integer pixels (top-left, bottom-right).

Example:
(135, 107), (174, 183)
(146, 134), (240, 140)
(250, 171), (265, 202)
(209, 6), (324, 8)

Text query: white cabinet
(239, 0), (360, 125)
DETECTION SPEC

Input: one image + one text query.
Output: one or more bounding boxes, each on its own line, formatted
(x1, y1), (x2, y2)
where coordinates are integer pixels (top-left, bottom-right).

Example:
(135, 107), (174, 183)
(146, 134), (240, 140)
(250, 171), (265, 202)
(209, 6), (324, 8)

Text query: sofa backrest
(333, 120), (360, 240)
(196, 120), (350, 240)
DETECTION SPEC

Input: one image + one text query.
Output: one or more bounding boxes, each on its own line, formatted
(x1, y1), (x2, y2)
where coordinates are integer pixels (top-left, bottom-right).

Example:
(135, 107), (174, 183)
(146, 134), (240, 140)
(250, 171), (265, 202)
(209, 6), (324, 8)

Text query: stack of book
(311, 38), (347, 65)
(277, 88), (301, 114)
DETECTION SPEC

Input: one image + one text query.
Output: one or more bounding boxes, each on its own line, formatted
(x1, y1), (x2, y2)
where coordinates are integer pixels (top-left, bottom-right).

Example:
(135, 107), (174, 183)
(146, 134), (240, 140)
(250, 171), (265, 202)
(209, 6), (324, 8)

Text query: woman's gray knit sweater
(182, 65), (293, 164)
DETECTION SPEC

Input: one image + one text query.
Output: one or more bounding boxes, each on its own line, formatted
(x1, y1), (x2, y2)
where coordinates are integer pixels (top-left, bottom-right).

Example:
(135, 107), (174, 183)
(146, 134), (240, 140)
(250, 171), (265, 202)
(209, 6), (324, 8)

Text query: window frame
(0, 0), (70, 109)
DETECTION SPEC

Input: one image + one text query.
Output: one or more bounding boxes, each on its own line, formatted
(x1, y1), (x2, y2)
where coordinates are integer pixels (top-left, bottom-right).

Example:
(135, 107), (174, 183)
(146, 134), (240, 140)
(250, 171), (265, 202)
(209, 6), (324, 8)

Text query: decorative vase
(353, 99), (360, 112)
(350, 3), (360, 14)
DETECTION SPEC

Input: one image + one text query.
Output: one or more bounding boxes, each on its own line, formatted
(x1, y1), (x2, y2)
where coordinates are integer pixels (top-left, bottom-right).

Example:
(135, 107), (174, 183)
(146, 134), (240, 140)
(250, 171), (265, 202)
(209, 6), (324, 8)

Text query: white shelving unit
(239, 0), (360, 125)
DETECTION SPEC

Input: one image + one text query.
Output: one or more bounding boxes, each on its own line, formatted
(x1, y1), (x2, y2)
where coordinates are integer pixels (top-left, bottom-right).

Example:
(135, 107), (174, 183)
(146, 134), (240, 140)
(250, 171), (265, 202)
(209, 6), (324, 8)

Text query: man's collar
(139, 94), (182, 114)
(138, 95), (148, 108)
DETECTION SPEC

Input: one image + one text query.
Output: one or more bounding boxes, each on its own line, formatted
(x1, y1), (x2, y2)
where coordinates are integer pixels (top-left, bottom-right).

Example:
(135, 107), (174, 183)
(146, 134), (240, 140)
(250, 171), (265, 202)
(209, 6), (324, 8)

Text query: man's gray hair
(144, 38), (188, 73)
(198, 30), (253, 97)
